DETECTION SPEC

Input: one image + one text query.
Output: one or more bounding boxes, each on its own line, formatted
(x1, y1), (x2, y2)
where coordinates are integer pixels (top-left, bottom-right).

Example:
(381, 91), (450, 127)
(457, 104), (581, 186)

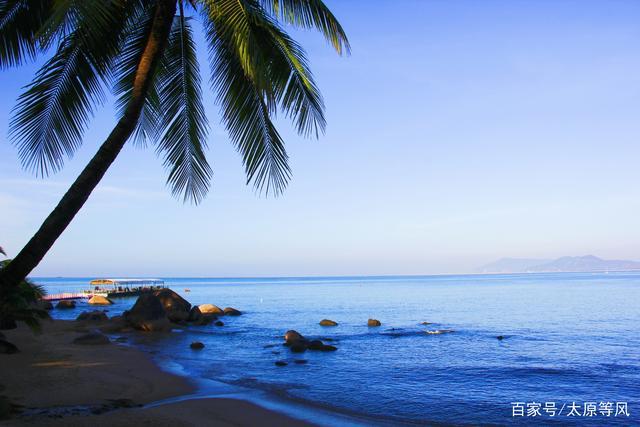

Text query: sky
(1, 0), (640, 277)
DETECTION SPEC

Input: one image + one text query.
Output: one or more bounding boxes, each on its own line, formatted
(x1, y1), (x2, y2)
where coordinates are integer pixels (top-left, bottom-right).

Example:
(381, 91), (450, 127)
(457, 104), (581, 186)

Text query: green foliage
(2, 0), (349, 201)
(0, 259), (50, 332)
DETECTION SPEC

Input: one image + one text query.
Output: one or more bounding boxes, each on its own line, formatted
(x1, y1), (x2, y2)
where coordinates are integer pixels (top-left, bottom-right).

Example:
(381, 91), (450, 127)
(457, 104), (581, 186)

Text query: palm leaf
(260, 0), (350, 55)
(9, 0), (133, 175)
(112, 1), (162, 147)
(204, 0), (295, 195)
(155, 14), (212, 203)
(0, 0), (52, 68)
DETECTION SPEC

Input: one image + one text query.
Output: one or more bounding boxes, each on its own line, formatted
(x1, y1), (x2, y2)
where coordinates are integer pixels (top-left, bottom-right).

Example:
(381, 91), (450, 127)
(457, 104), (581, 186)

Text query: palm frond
(203, 0), (294, 195)
(9, 0), (131, 175)
(260, 0), (350, 55)
(112, 1), (162, 147)
(155, 14), (212, 203)
(0, 0), (52, 68)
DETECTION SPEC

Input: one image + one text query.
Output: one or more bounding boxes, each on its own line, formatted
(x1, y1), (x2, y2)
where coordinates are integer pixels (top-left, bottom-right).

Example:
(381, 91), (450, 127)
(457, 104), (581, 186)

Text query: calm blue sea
(37, 272), (640, 425)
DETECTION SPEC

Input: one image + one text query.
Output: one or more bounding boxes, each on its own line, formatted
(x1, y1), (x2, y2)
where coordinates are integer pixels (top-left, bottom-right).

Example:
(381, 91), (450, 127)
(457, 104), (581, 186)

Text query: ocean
(38, 272), (640, 425)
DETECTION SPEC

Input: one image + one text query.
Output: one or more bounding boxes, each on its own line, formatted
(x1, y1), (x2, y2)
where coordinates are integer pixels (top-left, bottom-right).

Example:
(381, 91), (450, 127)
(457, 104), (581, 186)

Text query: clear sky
(1, 0), (640, 277)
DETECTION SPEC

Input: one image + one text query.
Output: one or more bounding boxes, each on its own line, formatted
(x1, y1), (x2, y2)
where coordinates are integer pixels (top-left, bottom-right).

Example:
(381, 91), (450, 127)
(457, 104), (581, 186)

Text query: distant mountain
(477, 257), (553, 274)
(477, 255), (640, 274)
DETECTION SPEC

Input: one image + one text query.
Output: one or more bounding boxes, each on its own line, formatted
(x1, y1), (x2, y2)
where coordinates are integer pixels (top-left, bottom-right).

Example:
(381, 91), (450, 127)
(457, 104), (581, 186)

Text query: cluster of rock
(283, 330), (337, 353)
(120, 289), (241, 332)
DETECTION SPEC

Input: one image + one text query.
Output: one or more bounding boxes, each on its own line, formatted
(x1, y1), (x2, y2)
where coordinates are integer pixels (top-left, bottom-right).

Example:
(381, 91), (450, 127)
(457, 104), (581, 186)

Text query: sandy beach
(0, 320), (313, 426)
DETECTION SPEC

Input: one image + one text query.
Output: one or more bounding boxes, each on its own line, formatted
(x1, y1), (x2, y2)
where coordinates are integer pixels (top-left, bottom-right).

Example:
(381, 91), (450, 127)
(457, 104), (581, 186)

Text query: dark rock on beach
(123, 294), (171, 332)
(319, 319), (338, 326)
(367, 319), (381, 327)
(56, 300), (76, 309)
(190, 342), (205, 350)
(76, 311), (108, 322)
(73, 331), (110, 345)
(34, 300), (53, 310)
(153, 289), (191, 323)
(223, 307), (241, 316)
(0, 340), (19, 354)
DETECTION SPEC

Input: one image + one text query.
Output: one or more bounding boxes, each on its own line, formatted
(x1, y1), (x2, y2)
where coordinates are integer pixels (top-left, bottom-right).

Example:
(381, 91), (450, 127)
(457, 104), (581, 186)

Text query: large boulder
(367, 319), (381, 327)
(198, 304), (224, 316)
(223, 307), (241, 316)
(73, 331), (110, 345)
(88, 295), (113, 305)
(76, 311), (108, 322)
(319, 319), (338, 326)
(153, 289), (191, 323)
(56, 300), (76, 309)
(123, 294), (171, 332)
(188, 306), (202, 322)
(284, 330), (305, 346)
(0, 340), (19, 354)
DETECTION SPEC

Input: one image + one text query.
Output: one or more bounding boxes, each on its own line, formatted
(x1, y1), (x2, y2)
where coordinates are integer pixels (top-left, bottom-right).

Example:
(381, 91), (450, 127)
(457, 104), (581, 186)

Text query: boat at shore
(83, 278), (166, 298)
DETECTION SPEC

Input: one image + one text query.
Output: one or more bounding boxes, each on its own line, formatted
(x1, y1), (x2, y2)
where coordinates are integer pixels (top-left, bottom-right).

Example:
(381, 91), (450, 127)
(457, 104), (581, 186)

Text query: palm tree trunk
(0, 0), (177, 291)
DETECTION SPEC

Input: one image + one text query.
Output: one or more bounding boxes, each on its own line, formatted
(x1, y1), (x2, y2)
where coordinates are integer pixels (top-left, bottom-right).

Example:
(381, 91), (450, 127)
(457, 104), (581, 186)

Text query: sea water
(39, 272), (640, 425)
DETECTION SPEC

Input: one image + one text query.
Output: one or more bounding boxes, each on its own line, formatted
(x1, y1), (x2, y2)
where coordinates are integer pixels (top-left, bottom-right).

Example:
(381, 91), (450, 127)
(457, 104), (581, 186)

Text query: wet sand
(0, 320), (313, 426)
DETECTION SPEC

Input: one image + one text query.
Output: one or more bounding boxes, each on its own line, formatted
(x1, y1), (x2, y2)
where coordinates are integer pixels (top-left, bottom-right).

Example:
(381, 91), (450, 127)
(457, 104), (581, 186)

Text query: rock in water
(223, 307), (241, 316)
(294, 359), (308, 364)
(0, 340), (19, 354)
(284, 330), (305, 345)
(214, 320), (224, 327)
(319, 319), (338, 326)
(76, 311), (109, 322)
(275, 361), (288, 366)
(198, 304), (224, 316)
(73, 331), (110, 345)
(123, 294), (171, 332)
(188, 306), (202, 322)
(290, 343), (307, 353)
(307, 340), (324, 350)
(56, 300), (76, 309)
(190, 342), (205, 350)
(496, 335), (505, 340)
(88, 295), (113, 305)
(153, 289), (191, 323)
(319, 345), (337, 352)
(367, 319), (382, 327)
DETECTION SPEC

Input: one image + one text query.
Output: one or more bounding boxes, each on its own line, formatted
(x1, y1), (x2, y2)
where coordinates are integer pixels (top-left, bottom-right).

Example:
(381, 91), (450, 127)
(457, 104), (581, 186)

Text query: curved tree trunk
(0, 0), (177, 291)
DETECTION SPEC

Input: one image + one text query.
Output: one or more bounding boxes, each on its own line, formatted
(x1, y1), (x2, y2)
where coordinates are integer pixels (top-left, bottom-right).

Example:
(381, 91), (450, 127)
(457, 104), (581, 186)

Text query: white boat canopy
(89, 278), (164, 286)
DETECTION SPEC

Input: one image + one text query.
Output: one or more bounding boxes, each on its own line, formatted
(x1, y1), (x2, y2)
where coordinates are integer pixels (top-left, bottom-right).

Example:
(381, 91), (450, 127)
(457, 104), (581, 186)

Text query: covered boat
(85, 278), (165, 298)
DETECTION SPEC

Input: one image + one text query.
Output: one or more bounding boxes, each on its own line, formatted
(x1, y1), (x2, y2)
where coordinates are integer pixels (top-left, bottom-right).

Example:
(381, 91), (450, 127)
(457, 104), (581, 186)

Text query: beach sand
(0, 320), (313, 426)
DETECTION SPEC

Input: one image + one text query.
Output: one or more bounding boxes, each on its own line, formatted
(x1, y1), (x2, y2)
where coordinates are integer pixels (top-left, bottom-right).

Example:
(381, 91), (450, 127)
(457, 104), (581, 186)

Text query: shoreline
(0, 320), (316, 426)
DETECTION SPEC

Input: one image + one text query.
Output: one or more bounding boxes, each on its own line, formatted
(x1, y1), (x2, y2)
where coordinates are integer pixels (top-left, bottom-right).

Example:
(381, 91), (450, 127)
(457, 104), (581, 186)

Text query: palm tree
(0, 0), (349, 290)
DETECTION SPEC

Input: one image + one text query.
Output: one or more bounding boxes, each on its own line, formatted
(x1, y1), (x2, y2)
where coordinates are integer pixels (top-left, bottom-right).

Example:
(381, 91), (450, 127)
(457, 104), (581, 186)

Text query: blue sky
(1, 0), (640, 277)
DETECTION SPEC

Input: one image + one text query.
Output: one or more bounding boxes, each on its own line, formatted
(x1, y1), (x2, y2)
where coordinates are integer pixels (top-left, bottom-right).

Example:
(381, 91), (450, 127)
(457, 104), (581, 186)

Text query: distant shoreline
(29, 269), (640, 282)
